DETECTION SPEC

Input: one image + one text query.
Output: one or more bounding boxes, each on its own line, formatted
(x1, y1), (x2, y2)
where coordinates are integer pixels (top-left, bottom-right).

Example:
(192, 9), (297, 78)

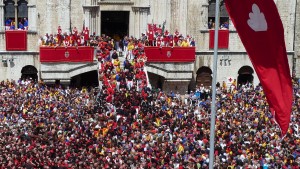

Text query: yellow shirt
(128, 43), (134, 51)
(181, 40), (189, 47)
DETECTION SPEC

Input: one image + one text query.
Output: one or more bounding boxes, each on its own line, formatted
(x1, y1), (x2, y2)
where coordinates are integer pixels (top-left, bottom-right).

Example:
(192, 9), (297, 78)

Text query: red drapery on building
(144, 47), (195, 62)
(209, 30), (229, 49)
(5, 30), (27, 51)
(40, 46), (94, 63)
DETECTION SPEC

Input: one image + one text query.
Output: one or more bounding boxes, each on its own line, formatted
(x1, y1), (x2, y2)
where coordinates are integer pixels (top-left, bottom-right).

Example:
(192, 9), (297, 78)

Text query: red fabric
(144, 47), (195, 62)
(147, 31), (154, 41)
(84, 28), (89, 40)
(148, 24), (157, 32)
(40, 46), (94, 63)
(5, 30), (27, 51)
(225, 0), (292, 136)
(209, 30), (229, 49)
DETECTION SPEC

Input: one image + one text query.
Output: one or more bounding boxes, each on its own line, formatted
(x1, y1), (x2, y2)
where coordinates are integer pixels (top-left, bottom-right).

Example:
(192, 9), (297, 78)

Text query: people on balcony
(23, 18), (28, 30)
(5, 18), (12, 30)
(39, 25), (195, 51)
(5, 18), (28, 30)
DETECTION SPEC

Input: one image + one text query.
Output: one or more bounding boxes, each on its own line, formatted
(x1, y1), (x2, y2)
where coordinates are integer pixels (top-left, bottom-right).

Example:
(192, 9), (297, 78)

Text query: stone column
(28, 0), (37, 31)
(129, 11), (134, 36)
(96, 8), (100, 35)
(201, 2), (209, 30)
(0, 3), (4, 31)
(84, 9), (90, 31)
(58, 0), (71, 33)
(90, 7), (100, 35)
(14, 0), (18, 29)
(45, 0), (54, 34)
(98, 7), (101, 35)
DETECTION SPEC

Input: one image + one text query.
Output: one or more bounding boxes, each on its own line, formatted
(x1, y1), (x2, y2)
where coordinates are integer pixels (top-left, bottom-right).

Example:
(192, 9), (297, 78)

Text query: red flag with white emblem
(225, 0), (293, 136)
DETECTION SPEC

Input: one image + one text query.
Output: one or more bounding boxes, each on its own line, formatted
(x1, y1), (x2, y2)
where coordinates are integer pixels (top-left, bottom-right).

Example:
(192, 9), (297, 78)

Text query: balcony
(40, 46), (95, 63)
(144, 47), (196, 63)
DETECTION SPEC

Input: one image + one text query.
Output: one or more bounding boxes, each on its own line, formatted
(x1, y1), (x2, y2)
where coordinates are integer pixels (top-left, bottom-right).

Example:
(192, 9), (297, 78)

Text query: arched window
(4, 0), (28, 30)
(208, 0), (229, 29)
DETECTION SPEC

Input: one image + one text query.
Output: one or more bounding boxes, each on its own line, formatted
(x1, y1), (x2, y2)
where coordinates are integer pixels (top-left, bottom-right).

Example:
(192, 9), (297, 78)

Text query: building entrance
(196, 66), (212, 87)
(70, 70), (99, 88)
(101, 11), (129, 38)
(238, 66), (254, 87)
(21, 65), (38, 81)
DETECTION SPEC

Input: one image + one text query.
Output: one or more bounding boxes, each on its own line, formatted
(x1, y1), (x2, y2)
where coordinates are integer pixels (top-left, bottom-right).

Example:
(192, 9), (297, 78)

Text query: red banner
(40, 46), (94, 63)
(144, 47), (195, 62)
(147, 24), (157, 32)
(5, 30), (27, 51)
(209, 30), (229, 49)
(225, 0), (293, 136)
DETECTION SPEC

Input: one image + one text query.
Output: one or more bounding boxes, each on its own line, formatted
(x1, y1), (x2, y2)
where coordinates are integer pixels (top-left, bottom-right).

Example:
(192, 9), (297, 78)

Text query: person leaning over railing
(180, 38), (190, 47)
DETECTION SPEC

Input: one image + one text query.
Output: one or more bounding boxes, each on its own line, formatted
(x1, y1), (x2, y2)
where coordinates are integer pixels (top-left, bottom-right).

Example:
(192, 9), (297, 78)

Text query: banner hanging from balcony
(40, 47), (94, 63)
(209, 29), (229, 49)
(144, 47), (195, 62)
(5, 30), (27, 51)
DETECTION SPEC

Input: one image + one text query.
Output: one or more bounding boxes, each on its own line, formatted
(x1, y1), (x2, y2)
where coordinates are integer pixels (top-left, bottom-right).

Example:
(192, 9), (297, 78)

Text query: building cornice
(0, 51), (39, 55)
(27, 5), (36, 8)
(132, 6), (150, 14)
(82, 5), (99, 9)
(98, 1), (134, 5)
(0, 31), (38, 35)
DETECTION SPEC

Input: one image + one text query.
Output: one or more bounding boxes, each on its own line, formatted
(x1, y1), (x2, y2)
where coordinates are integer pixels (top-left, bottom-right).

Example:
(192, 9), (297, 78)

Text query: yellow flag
(155, 118), (161, 127)
(167, 110), (172, 116)
(178, 144), (184, 153)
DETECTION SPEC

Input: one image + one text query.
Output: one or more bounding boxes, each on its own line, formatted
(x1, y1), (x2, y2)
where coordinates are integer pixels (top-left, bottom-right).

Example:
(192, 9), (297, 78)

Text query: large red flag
(225, 0), (293, 136)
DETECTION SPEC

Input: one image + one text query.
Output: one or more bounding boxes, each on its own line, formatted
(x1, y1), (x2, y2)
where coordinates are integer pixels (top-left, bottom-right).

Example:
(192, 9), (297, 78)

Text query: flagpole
(209, 0), (220, 168)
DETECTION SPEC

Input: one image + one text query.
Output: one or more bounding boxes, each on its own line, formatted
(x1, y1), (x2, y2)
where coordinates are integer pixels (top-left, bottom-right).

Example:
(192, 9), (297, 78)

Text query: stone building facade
(0, 0), (298, 93)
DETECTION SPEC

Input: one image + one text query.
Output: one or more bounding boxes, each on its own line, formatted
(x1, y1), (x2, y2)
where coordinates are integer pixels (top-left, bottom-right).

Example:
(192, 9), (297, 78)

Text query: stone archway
(147, 72), (165, 90)
(70, 70), (99, 88)
(21, 65), (38, 81)
(238, 65), (254, 86)
(196, 66), (212, 87)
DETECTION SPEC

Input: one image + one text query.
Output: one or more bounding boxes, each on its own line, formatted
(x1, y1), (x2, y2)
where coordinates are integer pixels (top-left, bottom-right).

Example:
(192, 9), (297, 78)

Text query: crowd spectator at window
(5, 18), (13, 30)
(208, 19), (229, 30)
(5, 18), (28, 30)
(220, 22), (229, 29)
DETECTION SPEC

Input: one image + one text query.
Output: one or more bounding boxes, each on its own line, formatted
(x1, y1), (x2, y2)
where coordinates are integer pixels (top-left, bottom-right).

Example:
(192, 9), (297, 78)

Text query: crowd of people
(145, 28), (196, 47)
(39, 26), (91, 47)
(2, 25), (300, 168)
(1, 61), (300, 168)
(39, 26), (196, 50)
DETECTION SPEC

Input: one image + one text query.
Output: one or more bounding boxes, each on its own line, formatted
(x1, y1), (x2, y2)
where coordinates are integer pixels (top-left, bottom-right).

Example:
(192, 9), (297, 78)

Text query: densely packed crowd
(1, 68), (300, 168)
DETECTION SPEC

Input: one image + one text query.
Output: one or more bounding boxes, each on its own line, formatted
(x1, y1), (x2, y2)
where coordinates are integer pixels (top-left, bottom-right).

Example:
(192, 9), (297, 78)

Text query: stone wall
(0, 52), (39, 81)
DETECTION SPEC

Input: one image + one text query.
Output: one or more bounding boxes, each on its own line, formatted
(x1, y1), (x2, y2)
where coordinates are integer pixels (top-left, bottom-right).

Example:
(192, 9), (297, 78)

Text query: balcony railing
(144, 47), (196, 63)
(40, 46), (95, 63)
